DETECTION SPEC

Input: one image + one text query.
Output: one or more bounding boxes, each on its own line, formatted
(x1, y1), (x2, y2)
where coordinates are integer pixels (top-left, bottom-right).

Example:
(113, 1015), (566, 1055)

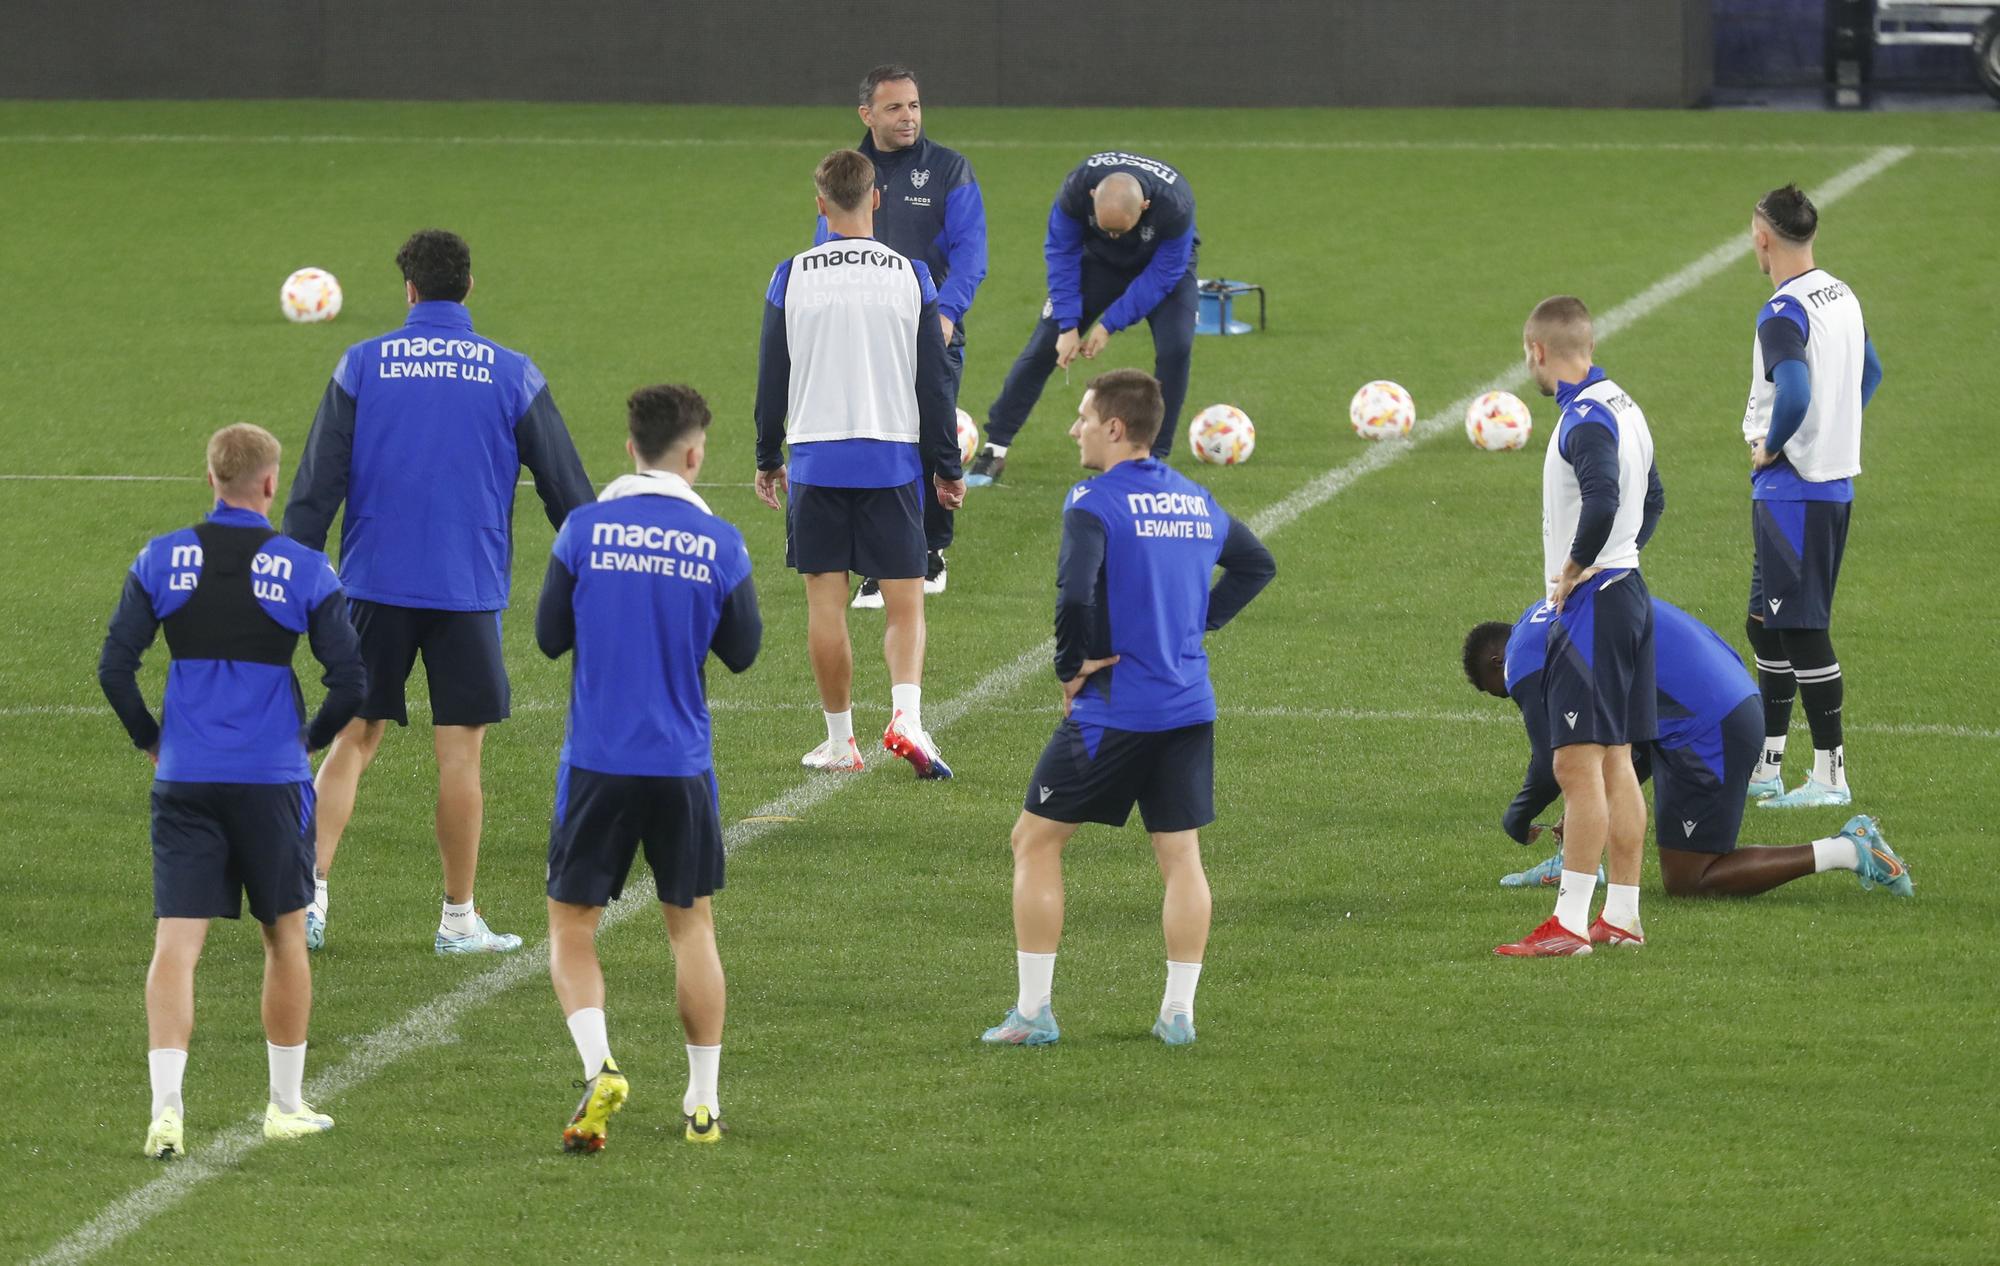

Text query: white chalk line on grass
(22, 144), (1915, 1266)
(0, 131), (1993, 157)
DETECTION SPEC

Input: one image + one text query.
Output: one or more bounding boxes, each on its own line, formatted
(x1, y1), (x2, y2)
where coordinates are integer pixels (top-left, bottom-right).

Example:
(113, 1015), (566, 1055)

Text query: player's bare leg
(664, 899), (726, 1140)
(1151, 829), (1210, 1045)
(432, 724), (486, 905)
(878, 576), (949, 777)
(143, 918), (207, 1157)
(548, 899), (607, 1017)
(1499, 743), (1608, 955)
(1595, 744), (1647, 943)
(984, 811), (1077, 1044)
(1661, 847), (1813, 896)
(798, 572), (867, 770)
(306, 717), (385, 949)
(548, 899), (625, 1150)
(256, 909), (330, 1137)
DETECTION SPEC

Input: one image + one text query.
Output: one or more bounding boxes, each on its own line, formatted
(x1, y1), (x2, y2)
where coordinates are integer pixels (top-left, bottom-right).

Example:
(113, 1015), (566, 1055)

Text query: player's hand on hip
(146, 744), (159, 768)
(940, 315), (956, 345)
(1079, 324), (1111, 360)
(1749, 437), (1775, 469)
(754, 466), (788, 511)
(934, 474), (966, 510)
(1061, 656), (1120, 718)
(1549, 560), (1585, 612)
(1055, 328), (1082, 369)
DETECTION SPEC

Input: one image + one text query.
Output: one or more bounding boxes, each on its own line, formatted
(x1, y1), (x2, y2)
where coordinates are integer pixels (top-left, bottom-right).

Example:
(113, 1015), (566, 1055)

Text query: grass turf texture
(2, 102), (1997, 1264)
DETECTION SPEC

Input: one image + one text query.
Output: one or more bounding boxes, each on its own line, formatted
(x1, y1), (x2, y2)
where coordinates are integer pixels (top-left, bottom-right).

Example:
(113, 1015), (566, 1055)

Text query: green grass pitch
(1, 101), (1997, 1264)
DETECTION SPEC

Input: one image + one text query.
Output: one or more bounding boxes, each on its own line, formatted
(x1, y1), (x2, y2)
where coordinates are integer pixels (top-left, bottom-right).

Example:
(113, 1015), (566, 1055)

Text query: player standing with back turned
(1737, 184), (1884, 809)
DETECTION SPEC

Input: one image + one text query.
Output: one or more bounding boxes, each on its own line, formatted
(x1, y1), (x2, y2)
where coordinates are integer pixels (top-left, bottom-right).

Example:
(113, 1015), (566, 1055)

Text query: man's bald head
(1091, 173), (1148, 234)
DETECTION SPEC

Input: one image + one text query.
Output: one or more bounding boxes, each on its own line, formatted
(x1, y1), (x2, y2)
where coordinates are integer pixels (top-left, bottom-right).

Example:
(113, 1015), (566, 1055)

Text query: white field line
(12, 697), (1994, 742)
(0, 131), (1993, 157)
(21, 144), (1914, 1266)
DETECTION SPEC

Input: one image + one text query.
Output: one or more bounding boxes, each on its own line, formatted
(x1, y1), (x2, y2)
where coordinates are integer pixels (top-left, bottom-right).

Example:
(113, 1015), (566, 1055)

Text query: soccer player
(536, 385), (760, 1152)
(979, 370), (1274, 1048)
(1739, 183), (1884, 809)
(1497, 296), (1664, 957)
(755, 149), (966, 778)
(284, 228), (595, 955)
(99, 424), (365, 1159)
(969, 151), (1198, 484)
(1463, 599), (1911, 898)
(829, 64), (988, 609)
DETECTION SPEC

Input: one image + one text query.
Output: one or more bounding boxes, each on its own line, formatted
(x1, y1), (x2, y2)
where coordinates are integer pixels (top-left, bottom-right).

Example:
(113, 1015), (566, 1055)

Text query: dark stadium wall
(1, 0), (1714, 108)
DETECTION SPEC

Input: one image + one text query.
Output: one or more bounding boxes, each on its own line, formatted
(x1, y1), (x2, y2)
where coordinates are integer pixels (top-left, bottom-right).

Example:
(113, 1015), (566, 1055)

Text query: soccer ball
(1349, 380), (1415, 440)
(1188, 404), (1256, 466)
(280, 268), (342, 324)
(1465, 390), (1533, 451)
(955, 408), (980, 466)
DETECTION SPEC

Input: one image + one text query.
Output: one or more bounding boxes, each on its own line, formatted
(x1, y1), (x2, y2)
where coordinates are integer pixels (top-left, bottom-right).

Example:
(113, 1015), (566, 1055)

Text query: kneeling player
(1463, 598), (1911, 898)
(979, 370), (1274, 1049)
(99, 424), (365, 1158)
(536, 386), (761, 1151)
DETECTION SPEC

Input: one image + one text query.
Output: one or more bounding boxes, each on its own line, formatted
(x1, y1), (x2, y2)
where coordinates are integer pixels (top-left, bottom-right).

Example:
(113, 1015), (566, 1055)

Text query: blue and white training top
(283, 300), (596, 611)
(1743, 267), (1879, 502)
(754, 236), (961, 488)
(1055, 458), (1275, 732)
(1046, 151), (1198, 334)
(99, 503), (366, 784)
(536, 472), (761, 779)
(1541, 367), (1663, 596)
(815, 131), (988, 332)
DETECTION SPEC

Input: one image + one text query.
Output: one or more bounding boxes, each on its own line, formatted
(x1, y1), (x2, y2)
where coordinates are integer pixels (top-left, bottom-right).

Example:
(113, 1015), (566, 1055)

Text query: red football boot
(1588, 917), (1645, 948)
(1495, 916), (1594, 957)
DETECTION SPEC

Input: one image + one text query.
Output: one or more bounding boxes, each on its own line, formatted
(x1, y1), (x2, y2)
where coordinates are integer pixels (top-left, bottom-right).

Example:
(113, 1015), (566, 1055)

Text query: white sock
(1813, 745), (1847, 790)
(1015, 950), (1056, 1019)
(1161, 960), (1202, 1021)
(566, 1007), (612, 1080)
(1553, 869), (1597, 937)
(1601, 883), (1641, 933)
(891, 683), (923, 731)
(1752, 737), (1787, 783)
(1812, 836), (1860, 873)
(988, 443), (1009, 457)
(267, 1041), (306, 1113)
(149, 1048), (187, 1118)
(684, 1043), (721, 1116)
(311, 876), (328, 919)
(440, 898), (477, 937)
(823, 709), (853, 746)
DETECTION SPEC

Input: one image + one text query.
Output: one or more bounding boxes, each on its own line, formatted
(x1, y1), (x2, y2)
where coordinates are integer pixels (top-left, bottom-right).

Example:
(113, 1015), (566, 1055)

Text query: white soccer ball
(1188, 404), (1256, 466)
(955, 408), (980, 466)
(1349, 379), (1415, 441)
(280, 268), (342, 324)
(1465, 390), (1533, 451)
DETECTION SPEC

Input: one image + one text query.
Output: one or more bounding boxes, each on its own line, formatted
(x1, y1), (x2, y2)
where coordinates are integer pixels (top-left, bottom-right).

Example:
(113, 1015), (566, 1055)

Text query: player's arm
(1756, 296), (1811, 458)
(303, 583), (366, 751)
(1098, 227), (1195, 335)
(936, 176), (989, 327)
(515, 363), (596, 527)
(1043, 193), (1088, 333)
(97, 568), (163, 754)
(535, 550), (577, 660)
(1206, 517), (1276, 631)
(281, 356), (357, 548)
(753, 263), (792, 474)
(1052, 506), (1108, 681)
(1636, 461), (1666, 550)
(1861, 336), (1883, 408)
(912, 263), (963, 482)
(1501, 682), (1561, 843)
(710, 574), (763, 675)
(1562, 412), (1622, 568)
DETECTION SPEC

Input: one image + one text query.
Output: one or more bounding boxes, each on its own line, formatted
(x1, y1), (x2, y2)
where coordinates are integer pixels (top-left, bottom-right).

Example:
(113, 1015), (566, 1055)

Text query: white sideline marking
(0, 131), (1991, 157)
(23, 144), (1915, 1266)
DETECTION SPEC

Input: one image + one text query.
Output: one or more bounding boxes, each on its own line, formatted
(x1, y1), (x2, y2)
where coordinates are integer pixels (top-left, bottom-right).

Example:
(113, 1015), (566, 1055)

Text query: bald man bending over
(969, 153), (1200, 485)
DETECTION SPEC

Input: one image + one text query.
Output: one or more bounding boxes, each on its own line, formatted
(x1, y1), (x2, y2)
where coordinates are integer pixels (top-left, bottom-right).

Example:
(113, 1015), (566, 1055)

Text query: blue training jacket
(283, 301), (596, 611)
(1046, 152), (1198, 334)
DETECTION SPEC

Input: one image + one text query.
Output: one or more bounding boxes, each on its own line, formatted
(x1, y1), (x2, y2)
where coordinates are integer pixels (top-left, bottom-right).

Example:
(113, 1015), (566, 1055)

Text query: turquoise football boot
(1151, 1013), (1197, 1047)
(435, 911), (524, 955)
(1746, 775), (1784, 802)
(1500, 849), (1604, 889)
(1842, 815), (1912, 896)
(980, 1006), (1059, 1046)
(1758, 777), (1852, 810)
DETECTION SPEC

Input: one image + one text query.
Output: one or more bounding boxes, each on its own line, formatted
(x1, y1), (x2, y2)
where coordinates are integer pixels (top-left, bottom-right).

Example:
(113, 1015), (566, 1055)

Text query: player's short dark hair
(1087, 369), (1165, 447)
(1524, 294), (1593, 359)
(859, 64), (919, 106)
(1462, 621), (1512, 689)
(815, 149), (876, 213)
(628, 384), (712, 462)
(395, 229), (472, 303)
(1756, 183), (1818, 243)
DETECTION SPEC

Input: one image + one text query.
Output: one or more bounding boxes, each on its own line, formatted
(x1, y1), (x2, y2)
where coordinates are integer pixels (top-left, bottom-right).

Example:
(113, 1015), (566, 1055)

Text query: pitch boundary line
(21, 144), (1913, 1266)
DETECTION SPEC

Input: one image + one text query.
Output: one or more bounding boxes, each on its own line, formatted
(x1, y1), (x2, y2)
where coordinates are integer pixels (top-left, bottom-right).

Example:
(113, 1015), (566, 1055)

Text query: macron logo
(1038, 786), (1054, 804)
(1072, 488), (1091, 504)
(1682, 820), (1698, 838)
(1768, 598), (1784, 613)
(1564, 711), (1579, 729)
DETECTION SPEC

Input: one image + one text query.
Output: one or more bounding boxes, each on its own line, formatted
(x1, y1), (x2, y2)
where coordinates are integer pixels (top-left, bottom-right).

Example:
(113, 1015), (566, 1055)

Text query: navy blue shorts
(547, 765), (725, 909)
(349, 598), (510, 727)
(785, 481), (925, 579)
(151, 780), (316, 924)
(1653, 696), (1761, 855)
(1749, 498), (1850, 630)
(1025, 719), (1215, 833)
(1545, 569), (1657, 749)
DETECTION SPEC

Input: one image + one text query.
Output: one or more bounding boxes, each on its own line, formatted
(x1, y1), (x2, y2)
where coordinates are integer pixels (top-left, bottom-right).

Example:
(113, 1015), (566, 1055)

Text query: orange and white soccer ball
(1465, 390), (1533, 451)
(955, 408), (980, 466)
(1188, 404), (1256, 466)
(1349, 380), (1415, 441)
(280, 268), (342, 324)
